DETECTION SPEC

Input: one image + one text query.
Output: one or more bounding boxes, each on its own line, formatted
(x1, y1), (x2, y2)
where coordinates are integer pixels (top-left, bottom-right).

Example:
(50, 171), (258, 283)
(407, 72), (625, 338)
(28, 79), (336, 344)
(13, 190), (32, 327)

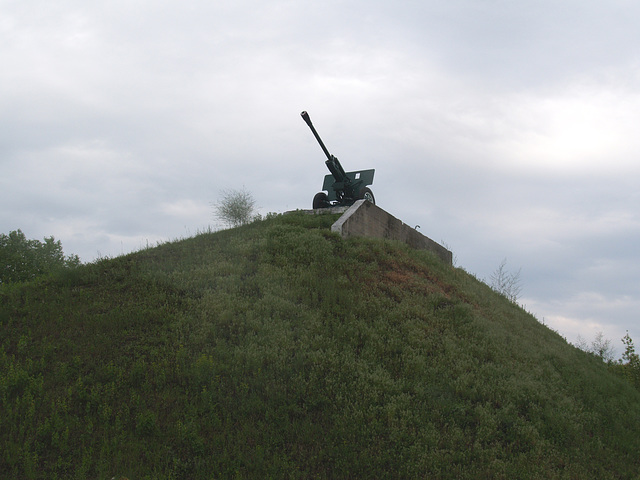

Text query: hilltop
(1, 212), (639, 479)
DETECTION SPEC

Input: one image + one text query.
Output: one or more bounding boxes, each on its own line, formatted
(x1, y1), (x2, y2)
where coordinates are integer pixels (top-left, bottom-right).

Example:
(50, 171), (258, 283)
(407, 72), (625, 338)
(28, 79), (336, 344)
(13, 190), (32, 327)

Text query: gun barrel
(300, 111), (332, 161)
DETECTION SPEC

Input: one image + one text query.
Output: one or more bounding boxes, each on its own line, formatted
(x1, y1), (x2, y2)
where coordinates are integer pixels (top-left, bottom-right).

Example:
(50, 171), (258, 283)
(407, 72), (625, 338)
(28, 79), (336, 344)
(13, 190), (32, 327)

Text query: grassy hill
(2, 212), (639, 479)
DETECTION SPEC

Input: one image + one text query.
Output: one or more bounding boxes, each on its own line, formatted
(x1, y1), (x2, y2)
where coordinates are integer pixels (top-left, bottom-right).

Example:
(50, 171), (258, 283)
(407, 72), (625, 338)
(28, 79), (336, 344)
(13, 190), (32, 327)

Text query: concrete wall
(331, 200), (453, 265)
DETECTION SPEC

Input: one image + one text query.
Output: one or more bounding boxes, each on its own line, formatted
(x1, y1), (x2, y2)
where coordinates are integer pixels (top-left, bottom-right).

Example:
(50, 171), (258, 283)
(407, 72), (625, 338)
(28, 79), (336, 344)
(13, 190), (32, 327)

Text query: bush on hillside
(212, 188), (258, 228)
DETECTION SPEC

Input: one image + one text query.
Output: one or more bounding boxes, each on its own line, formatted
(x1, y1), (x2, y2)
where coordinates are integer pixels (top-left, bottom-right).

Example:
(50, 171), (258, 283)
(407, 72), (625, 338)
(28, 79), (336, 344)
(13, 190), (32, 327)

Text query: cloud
(1, 0), (640, 351)
(526, 290), (640, 354)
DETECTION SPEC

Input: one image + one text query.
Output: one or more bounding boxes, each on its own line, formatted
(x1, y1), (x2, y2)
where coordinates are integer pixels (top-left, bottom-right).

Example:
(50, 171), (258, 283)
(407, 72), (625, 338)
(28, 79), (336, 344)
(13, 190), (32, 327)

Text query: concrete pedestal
(330, 200), (452, 265)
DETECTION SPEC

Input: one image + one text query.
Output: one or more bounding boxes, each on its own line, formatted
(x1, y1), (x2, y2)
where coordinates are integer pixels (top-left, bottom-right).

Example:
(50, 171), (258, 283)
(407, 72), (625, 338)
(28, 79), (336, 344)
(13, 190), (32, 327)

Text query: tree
(0, 229), (81, 284)
(489, 258), (522, 303)
(213, 188), (258, 228)
(620, 331), (640, 388)
(591, 331), (616, 363)
(576, 331), (616, 363)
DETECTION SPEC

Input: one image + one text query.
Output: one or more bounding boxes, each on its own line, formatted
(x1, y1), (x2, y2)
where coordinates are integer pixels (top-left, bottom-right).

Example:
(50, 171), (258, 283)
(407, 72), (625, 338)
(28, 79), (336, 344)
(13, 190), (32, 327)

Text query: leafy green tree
(620, 331), (640, 389)
(0, 229), (81, 284)
(213, 188), (258, 228)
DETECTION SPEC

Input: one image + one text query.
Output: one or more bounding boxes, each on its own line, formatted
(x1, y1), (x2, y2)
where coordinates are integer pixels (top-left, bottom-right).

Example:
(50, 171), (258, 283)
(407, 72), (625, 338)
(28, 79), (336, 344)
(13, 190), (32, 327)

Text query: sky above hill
(2, 0), (639, 352)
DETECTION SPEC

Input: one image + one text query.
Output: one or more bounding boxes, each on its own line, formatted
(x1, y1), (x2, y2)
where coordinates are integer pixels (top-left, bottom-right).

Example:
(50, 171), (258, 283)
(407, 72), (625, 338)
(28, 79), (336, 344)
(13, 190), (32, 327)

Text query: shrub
(212, 188), (257, 228)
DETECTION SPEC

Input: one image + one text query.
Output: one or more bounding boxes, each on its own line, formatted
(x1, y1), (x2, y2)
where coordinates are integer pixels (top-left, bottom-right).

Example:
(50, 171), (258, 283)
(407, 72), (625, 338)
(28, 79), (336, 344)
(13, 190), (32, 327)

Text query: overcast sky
(2, 0), (639, 353)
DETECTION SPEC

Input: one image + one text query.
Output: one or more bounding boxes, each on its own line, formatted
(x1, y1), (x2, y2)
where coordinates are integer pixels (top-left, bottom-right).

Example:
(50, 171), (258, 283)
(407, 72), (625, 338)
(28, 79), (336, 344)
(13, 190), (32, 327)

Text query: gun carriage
(301, 111), (375, 209)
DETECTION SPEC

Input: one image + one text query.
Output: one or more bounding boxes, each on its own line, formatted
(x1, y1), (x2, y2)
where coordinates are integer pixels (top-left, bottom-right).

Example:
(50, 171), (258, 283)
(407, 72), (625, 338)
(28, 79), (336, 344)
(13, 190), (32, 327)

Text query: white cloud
(498, 83), (640, 173)
(1, 0), (640, 347)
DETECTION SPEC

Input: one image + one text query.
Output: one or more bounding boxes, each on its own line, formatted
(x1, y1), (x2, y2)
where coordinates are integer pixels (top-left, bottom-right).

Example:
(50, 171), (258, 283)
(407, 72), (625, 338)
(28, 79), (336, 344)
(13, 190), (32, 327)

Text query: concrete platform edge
(330, 200), (453, 265)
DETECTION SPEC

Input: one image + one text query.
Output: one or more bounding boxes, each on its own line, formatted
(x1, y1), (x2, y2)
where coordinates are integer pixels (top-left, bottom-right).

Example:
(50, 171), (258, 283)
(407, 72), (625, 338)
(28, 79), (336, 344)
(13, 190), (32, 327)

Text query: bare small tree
(576, 331), (616, 363)
(213, 188), (257, 228)
(490, 258), (522, 303)
(590, 331), (616, 363)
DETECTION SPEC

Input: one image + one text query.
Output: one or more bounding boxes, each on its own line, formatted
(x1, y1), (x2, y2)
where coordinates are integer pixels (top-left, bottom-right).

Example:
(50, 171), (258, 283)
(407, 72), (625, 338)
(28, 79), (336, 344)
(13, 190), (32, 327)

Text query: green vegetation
(1, 213), (639, 479)
(619, 332), (640, 389)
(591, 331), (640, 392)
(212, 187), (258, 228)
(0, 230), (81, 285)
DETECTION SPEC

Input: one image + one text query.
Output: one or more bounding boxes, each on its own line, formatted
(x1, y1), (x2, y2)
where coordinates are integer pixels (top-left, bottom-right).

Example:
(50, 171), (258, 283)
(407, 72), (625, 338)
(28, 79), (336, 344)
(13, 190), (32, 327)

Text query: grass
(1, 212), (640, 479)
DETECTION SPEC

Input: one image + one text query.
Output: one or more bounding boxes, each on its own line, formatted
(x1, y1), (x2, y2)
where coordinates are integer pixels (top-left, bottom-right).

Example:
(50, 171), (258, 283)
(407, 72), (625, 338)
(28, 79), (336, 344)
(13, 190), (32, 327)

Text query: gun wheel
(313, 192), (330, 209)
(358, 187), (375, 205)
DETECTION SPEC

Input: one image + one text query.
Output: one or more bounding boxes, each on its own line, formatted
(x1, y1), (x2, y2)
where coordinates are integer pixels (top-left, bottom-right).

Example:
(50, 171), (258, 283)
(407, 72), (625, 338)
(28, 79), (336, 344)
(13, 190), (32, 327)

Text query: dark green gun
(301, 111), (375, 209)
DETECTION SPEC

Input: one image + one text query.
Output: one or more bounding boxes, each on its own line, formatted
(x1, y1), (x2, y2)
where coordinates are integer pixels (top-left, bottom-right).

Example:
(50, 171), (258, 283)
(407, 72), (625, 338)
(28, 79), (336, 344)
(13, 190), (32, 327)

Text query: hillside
(2, 212), (640, 479)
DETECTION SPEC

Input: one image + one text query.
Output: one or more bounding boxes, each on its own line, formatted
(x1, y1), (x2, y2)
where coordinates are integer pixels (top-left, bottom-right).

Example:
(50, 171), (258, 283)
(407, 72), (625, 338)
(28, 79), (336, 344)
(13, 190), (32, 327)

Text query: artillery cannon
(301, 111), (375, 209)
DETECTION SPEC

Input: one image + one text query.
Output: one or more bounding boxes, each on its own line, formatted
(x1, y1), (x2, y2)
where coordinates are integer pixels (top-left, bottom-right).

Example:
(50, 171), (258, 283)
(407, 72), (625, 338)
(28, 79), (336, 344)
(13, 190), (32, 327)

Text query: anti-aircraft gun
(301, 111), (375, 209)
